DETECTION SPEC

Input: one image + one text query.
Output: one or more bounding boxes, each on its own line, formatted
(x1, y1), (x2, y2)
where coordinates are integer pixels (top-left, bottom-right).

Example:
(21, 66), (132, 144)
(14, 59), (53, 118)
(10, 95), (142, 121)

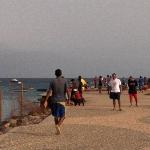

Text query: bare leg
(54, 117), (61, 135)
(58, 116), (65, 126)
(113, 100), (116, 110)
(107, 86), (110, 94)
(134, 94), (138, 106)
(54, 117), (59, 125)
(82, 101), (84, 106)
(54, 116), (65, 135)
(129, 94), (132, 106)
(118, 99), (121, 111)
(99, 88), (102, 94)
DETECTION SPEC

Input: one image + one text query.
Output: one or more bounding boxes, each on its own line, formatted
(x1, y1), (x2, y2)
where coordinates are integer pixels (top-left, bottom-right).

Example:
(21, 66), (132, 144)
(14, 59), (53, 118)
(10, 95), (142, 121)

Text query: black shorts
(98, 85), (102, 89)
(110, 92), (120, 100)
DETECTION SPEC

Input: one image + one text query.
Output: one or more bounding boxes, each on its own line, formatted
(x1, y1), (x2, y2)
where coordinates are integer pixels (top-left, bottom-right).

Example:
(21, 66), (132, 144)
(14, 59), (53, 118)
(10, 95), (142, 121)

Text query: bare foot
(112, 108), (116, 111)
(55, 125), (61, 135)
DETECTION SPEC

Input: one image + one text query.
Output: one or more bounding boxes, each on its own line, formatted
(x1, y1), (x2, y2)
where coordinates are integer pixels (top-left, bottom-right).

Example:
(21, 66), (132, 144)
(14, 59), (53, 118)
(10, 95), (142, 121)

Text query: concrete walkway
(0, 91), (150, 150)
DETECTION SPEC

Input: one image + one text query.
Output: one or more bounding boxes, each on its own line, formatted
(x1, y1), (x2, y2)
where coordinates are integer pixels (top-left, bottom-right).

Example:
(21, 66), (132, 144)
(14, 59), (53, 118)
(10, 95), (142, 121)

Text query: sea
(0, 78), (95, 121)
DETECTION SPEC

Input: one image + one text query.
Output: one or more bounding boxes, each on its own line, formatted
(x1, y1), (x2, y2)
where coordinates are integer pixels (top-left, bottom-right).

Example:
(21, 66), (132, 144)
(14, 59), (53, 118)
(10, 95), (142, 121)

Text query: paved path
(0, 91), (150, 150)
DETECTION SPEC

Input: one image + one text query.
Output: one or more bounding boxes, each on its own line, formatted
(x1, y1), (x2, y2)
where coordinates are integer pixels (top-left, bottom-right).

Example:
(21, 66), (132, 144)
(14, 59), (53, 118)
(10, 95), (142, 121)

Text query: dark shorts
(98, 85), (102, 89)
(50, 103), (65, 118)
(110, 92), (120, 100)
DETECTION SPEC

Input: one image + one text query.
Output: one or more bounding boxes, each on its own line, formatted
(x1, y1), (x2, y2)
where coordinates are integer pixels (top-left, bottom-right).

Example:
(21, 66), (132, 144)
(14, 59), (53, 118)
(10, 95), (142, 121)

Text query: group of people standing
(95, 75), (147, 94)
(97, 75), (111, 94)
(96, 73), (142, 110)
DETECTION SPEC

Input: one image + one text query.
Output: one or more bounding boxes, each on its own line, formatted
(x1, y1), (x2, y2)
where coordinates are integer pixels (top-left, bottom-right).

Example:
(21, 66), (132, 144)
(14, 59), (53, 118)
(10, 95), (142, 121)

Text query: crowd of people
(93, 75), (150, 94)
(92, 74), (150, 111)
(43, 69), (150, 135)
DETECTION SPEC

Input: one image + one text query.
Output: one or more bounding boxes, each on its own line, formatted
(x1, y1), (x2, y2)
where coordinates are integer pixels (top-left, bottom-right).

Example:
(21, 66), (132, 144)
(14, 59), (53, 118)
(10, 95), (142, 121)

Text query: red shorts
(129, 93), (137, 100)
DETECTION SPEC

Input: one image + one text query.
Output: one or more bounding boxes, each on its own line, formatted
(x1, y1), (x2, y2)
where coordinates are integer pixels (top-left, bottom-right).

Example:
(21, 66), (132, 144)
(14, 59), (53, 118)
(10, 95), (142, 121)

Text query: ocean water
(0, 78), (51, 121)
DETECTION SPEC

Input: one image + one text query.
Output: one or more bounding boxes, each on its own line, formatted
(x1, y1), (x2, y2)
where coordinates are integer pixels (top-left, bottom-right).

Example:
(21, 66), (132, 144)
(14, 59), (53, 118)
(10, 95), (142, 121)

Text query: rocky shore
(0, 103), (51, 135)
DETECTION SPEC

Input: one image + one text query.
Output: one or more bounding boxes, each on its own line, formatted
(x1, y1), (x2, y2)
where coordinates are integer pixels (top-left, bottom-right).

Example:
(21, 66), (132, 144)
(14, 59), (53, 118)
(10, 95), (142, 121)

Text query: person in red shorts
(128, 76), (138, 107)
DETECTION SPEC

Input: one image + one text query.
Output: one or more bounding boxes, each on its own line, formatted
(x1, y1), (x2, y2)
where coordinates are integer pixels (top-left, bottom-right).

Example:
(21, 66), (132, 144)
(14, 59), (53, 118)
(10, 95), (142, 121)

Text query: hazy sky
(0, 0), (150, 78)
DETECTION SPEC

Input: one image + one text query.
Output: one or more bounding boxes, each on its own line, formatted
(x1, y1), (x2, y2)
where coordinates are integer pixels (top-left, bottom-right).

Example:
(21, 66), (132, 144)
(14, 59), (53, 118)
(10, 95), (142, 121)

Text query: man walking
(109, 73), (122, 111)
(44, 69), (69, 135)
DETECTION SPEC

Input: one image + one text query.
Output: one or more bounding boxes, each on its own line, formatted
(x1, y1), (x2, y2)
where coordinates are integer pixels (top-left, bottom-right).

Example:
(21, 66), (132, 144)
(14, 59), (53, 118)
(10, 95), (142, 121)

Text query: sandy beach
(0, 90), (150, 150)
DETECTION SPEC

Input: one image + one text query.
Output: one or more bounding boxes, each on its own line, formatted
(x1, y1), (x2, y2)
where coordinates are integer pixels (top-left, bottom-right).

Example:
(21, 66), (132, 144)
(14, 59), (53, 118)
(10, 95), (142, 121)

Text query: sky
(0, 0), (150, 78)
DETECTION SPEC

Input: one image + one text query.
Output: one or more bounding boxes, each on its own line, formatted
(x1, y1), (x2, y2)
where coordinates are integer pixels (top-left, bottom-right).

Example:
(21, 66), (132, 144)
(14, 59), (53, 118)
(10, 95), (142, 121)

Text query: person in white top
(109, 73), (122, 111)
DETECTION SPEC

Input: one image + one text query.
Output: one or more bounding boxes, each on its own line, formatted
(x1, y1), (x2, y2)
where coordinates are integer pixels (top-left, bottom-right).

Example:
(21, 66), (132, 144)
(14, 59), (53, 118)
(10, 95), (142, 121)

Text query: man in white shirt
(109, 73), (122, 111)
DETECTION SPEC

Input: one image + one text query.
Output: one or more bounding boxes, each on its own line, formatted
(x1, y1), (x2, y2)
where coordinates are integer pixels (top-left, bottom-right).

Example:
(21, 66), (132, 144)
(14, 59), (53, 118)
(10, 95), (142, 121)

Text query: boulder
(9, 119), (17, 127)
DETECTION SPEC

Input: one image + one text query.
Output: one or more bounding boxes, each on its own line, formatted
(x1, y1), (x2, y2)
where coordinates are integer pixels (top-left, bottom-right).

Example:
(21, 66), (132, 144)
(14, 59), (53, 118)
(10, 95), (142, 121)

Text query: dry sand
(0, 90), (150, 150)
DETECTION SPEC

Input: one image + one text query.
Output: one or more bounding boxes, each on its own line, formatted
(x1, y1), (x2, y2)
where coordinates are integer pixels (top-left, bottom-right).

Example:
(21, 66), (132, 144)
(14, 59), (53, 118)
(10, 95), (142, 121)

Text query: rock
(28, 115), (40, 120)
(0, 123), (10, 134)
(0, 127), (9, 134)
(3, 122), (10, 128)
(9, 119), (17, 127)
(43, 109), (51, 115)
(0, 131), (3, 135)
(0, 108), (49, 135)
(29, 111), (39, 116)
(21, 117), (30, 126)
(27, 115), (42, 124)
(16, 119), (23, 126)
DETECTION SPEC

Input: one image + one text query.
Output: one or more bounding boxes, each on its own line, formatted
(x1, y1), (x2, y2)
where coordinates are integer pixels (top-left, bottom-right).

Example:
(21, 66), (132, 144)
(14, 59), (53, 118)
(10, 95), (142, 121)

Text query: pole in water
(0, 87), (2, 123)
(18, 82), (23, 116)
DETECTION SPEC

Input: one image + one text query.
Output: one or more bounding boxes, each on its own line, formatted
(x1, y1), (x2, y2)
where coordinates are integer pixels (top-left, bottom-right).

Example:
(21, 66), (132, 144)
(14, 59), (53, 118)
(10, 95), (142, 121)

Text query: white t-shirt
(109, 78), (121, 92)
